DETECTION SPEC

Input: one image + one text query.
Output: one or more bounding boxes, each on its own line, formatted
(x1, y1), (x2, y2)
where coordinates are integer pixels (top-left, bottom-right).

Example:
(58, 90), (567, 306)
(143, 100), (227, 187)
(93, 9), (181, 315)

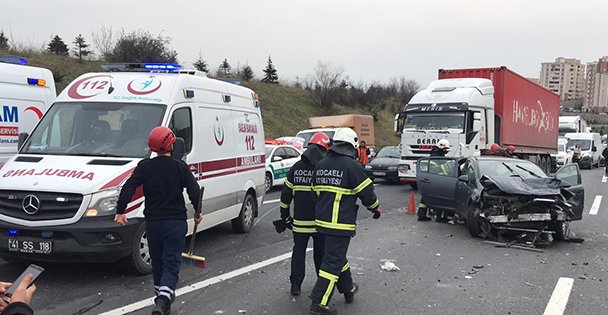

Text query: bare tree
(312, 61), (345, 110)
(91, 25), (114, 59)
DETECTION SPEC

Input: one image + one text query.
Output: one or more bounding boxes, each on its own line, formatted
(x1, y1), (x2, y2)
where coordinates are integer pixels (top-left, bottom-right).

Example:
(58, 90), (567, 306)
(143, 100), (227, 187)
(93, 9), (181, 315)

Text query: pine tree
(0, 30), (9, 51)
(219, 59), (231, 77)
(262, 56), (279, 84)
(47, 35), (69, 56)
(72, 34), (93, 60)
(241, 65), (254, 81)
(193, 54), (208, 72)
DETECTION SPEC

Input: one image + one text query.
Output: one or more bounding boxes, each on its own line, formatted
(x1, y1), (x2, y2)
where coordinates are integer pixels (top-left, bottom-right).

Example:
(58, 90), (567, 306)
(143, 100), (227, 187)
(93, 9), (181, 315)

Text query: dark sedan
(416, 155), (584, 243)
(364, 146), (401, 183)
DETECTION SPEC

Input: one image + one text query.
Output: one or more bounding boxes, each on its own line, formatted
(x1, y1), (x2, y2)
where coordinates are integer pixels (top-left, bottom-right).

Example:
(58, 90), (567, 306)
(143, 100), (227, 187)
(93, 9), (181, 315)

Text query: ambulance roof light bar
(101, 63), (182, 72)
(0, 56), (28, 65)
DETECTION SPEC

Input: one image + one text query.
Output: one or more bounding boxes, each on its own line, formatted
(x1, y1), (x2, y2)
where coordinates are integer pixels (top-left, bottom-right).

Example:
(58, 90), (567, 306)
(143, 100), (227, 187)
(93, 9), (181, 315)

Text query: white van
(565, 132), (602, 169)
(0, 57), (56, 163)
(0, 63), (265, 274)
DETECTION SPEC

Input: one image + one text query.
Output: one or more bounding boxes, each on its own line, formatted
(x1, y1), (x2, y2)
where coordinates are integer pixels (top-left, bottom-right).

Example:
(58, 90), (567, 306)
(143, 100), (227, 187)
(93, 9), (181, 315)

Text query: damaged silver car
(416, 156), (584, 245)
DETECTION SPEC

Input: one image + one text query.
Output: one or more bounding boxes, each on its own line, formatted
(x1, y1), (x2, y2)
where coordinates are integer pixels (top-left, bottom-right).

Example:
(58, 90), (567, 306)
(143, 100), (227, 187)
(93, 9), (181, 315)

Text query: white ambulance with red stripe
(0, 56), (56, 163)
(0, 63), (265, 274)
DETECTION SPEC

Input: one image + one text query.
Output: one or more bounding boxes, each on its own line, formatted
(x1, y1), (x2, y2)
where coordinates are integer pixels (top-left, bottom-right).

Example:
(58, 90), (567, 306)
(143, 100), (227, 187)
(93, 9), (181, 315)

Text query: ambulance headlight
(85, 188), (120, 217)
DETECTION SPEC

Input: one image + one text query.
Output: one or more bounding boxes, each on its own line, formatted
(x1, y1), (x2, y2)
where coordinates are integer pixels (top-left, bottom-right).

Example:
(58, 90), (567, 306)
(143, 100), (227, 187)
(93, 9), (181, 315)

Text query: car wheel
(409, 183), (417, 190)
(232, 193), (256, 233)
(551, 221), (569, 241)
(121, 223), (153, 275)
(466, 205), (482, 237)
(265, 172), (273, 192)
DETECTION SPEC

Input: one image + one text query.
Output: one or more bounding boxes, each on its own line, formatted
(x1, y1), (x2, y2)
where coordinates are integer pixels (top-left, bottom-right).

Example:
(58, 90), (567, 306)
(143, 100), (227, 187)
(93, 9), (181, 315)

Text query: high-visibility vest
(357, 147), (369, 164)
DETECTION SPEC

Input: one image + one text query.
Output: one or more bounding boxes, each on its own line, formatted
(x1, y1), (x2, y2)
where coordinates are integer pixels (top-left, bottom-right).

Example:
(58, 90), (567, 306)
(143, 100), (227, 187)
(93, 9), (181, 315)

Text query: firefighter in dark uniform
(279, 132), (332, 296)
(310, 127), (381, 315)
(417, 139), (450, 222)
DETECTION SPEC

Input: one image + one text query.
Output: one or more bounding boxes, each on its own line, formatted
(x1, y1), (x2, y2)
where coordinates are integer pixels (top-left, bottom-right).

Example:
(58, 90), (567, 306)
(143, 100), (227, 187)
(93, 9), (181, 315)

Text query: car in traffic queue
(416, 153), (584, 244)
(264, 140), (302, 191)
(364, 146), (401, 183)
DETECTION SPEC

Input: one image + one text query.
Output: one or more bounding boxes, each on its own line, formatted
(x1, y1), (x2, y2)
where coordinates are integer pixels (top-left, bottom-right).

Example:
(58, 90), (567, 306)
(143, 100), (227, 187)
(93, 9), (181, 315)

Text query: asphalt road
(1, 168), (608, 315)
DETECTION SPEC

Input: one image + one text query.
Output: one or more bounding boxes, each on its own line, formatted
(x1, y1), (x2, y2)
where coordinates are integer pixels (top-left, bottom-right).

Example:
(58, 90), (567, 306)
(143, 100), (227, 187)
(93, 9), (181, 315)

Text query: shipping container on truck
(297, 114), (375, 147)
(438, 67), (559, 155)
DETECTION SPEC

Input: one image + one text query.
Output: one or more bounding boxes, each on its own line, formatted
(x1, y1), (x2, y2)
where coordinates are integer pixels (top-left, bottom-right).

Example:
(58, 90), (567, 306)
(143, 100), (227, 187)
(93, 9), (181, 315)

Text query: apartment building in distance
(539, 57), (586, 101)
(584, 56), (608, 113)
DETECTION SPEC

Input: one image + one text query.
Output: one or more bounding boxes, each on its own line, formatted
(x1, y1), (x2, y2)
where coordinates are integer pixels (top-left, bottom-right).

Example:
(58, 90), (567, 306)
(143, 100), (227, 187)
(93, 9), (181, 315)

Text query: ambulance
(0, 63), (266, 274)
(0, 56), (56, 163)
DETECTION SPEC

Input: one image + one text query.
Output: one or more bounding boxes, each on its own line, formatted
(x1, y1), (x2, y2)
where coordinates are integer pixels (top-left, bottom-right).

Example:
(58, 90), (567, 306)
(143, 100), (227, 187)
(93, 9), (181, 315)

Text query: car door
(416, 157), (459, 212)
(283, 147), (301, 169)
(454, 159), (477, 217)
(554, 163), (585, 220)
(271, 147), (289, 183)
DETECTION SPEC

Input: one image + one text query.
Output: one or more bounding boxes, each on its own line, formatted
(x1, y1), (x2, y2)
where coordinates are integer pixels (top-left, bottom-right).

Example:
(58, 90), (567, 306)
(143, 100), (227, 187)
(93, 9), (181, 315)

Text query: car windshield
(567, 139), (591, 151)
(377, 147), (400, 158)
(402, 112), (465, 133)
(477, 159), (547, 179)
(21, 102), (165, 158)
(297, 131), (335, 148)
(265, 146), (274, 159)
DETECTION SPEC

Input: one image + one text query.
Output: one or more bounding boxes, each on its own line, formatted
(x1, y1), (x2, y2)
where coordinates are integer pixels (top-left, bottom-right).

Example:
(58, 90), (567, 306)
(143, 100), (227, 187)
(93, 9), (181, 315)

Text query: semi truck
(296, 114), (374, 149)
(559, 116), (588, 136)
(395, 66), (560, 186)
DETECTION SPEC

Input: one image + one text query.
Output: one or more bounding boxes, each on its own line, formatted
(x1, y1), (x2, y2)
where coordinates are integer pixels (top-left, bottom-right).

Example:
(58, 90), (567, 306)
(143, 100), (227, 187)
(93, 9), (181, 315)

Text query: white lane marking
(263, 198), (280, 205)
(602, 176), (607, 183)
(589, 195), (602, 215)
(543, 277), (574, 315)
(253, 205), (279, 228)
(99, 250), (310, 315)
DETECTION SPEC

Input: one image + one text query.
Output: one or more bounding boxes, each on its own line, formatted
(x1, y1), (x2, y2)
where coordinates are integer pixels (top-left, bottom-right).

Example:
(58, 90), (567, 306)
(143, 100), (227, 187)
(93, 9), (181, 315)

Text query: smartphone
(1, 264), (44, 302)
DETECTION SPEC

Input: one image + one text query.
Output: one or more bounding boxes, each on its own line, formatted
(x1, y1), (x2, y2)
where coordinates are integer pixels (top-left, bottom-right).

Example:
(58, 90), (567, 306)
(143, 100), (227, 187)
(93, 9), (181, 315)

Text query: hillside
(11, 53), (401, 148)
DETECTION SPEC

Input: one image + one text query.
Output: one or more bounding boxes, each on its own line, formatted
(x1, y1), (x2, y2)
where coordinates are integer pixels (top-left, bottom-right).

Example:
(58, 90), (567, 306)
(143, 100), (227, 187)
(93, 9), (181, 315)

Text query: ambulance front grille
(0, 191), (83, 221)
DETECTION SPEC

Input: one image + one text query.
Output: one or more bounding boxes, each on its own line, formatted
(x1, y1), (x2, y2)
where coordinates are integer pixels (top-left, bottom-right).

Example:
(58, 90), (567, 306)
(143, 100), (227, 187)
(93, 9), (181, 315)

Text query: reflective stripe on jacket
(280, 157), (318, 234)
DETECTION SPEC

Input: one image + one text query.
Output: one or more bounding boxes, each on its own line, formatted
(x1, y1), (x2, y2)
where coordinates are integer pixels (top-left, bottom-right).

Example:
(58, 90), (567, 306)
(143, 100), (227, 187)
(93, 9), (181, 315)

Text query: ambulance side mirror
(172, 137), (187, 162)
(18, 132), (29, 151)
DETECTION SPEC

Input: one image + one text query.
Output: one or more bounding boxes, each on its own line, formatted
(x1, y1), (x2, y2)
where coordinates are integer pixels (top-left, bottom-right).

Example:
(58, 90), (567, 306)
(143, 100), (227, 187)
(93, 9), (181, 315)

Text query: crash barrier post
(407, 191), (416, 214)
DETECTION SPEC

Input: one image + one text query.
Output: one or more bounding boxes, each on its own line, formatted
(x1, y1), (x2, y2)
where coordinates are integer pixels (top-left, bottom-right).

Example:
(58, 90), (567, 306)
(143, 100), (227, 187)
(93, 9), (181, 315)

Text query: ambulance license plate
(8, 238), (52, 254)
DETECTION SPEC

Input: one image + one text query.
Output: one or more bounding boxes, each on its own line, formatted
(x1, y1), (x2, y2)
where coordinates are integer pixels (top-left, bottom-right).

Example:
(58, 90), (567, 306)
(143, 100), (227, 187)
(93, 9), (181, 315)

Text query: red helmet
(309, 132), (331, 150)
(490, 143), (500, 152)
(148, 126), (176, 154)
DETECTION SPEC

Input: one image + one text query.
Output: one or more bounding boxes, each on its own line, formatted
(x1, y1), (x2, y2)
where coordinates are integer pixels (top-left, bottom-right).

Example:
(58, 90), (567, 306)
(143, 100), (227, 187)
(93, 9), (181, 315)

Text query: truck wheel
(265, 172), (273, 192)
(232, 193), (256, 233)
(121, 223), (153, 275)
(466, 206), (482, 237)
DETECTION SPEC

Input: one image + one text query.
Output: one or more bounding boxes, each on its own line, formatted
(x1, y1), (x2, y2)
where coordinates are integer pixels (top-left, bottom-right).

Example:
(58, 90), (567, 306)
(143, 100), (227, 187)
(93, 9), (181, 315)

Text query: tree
(0, 30), (9, 51)
(218, 59), (231, 77)
(262, 56), (279, 84)
(241, 65), (254, 81)
(312, 61), (344, 110)
(91, 25), (114, 59)
(72, 34), (93, 60)
(47, 35), (69, 56)
(106, 30), (178, 63)
(193, 53), (208, 72)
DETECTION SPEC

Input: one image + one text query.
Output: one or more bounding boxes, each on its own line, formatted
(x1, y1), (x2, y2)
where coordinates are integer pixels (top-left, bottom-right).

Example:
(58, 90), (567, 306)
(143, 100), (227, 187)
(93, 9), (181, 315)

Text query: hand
(194, 213), (203, 224)
(0, 281), (10, 311)
(8, 274), (36, 305)
(284, 216), (293, 229)
(114, 214), (128, 226)
(372, 208), (381, 219)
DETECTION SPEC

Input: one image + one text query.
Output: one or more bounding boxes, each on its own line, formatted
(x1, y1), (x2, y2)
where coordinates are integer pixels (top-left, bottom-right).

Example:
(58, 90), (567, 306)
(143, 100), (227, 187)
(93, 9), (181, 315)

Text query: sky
(2, 0), (608, 86)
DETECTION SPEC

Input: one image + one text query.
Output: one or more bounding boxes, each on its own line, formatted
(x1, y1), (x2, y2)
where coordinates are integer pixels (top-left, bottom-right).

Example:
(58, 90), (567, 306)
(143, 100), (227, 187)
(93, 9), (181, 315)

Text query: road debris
(464, 276), (473, 279)
(473, 265), (484, 269)
(380, 261), (401, 271)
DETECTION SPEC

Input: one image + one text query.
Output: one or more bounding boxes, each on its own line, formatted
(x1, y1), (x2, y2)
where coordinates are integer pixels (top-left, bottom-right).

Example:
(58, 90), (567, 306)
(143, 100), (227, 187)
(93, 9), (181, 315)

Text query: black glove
(372, 208), (381, 219)
(273, 216), (293, 233)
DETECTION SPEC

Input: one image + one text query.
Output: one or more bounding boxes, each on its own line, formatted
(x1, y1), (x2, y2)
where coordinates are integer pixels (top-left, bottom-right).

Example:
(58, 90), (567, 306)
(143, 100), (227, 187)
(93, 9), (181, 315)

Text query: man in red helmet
(278, 132), (331, 296)
(115, 126), (202, 315)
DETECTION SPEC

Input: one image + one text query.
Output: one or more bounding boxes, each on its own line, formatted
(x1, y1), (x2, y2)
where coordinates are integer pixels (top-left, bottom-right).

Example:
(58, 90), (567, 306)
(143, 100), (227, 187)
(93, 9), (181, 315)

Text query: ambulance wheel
(265, 172), (273, 192)
(122, 223), (153, 275)
(232, 193), (256, 233)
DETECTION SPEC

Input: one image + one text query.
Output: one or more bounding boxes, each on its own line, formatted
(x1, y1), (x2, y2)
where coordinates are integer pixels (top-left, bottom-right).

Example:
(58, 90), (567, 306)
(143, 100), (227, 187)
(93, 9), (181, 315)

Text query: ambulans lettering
(315, 169), (344, 186)
(0, 106), (18, 123)
(3, 169), (95, 180)
(238, 123), (258, 134)
(240, 155), (262, 166)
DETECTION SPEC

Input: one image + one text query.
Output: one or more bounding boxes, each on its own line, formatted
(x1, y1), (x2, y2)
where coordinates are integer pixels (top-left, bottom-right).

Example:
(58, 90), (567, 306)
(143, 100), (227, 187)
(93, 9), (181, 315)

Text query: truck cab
(394, 78), (492, 185)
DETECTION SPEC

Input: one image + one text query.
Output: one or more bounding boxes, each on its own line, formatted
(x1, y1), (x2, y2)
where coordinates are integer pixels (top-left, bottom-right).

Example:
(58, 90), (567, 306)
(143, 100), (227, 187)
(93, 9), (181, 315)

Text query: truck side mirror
(18, 132), (29, 150)
(394, 113), (402, 135)
(172, 137), (187, 162)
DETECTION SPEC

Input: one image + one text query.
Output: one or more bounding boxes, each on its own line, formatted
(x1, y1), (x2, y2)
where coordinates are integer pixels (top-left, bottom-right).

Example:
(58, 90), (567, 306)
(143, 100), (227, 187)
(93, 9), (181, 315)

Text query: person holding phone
(0, 274), (36, 315)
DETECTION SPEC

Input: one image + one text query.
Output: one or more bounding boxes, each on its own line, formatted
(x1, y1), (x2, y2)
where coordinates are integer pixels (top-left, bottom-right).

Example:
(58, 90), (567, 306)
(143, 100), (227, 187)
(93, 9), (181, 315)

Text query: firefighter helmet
(437, 139), (450, 150)
(332, 128), (359, 149)
(309, 132), (332, 150)
(148, 126), (176, 154)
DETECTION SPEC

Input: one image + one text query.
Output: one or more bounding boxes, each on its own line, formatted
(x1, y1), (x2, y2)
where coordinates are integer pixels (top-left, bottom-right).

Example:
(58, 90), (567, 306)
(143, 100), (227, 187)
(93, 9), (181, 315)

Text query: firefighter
(417, 139), (450, 222)
(356, 140), (370, 165)
(310, 127), (381, 315)
(279, 132), (332, 296)
(115, 126), (202, 315)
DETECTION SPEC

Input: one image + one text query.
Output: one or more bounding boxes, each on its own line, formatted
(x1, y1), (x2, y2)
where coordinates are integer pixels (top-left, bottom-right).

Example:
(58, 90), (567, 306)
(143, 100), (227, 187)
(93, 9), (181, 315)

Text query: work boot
(344, 283), (358, 304)
(310, 303), (337, 315)
(417, 216), (431, 221)
(291, 283), (301, 296)
(151, 296), (171, 315)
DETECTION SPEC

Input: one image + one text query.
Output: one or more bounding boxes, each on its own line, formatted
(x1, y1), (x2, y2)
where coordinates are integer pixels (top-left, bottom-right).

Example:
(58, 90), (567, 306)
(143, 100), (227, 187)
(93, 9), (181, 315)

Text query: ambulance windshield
(21, 102), (166, 158)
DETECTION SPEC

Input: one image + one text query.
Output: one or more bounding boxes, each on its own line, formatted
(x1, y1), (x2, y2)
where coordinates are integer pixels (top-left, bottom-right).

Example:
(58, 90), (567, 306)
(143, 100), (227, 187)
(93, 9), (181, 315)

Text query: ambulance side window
(169, 108), (192, 153)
